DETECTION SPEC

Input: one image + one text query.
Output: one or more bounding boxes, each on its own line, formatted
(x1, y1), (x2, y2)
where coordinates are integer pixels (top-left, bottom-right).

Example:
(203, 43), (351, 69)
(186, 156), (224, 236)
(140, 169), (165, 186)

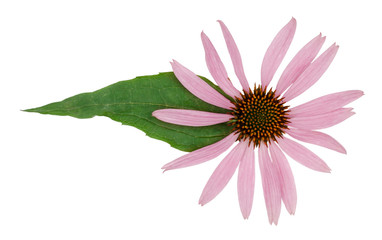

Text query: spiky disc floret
(229, 85), (290, 146)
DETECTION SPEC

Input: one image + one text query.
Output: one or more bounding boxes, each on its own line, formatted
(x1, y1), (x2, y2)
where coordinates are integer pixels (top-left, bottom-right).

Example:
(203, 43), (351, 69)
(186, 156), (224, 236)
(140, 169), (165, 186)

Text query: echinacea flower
(152, 18), (363, 224)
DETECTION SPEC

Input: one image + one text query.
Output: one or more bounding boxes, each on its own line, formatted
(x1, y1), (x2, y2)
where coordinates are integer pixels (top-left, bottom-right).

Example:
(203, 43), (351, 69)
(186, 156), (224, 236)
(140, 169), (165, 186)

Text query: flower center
(230, 85), (289, 146)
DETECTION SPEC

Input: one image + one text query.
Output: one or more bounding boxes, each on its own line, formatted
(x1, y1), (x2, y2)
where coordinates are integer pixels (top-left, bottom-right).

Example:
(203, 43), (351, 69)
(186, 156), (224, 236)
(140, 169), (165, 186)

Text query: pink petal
(276, 33), (325, 94)
(152, 109), (232, 126)
(287, 128), (346, 154)
(199, 141), (248, 205)
(162, 133), (237, 171)
(218, 20), (250, 92)
(288, 108), (355, 130)
(269, 142), (297, 215)
(289, 90), (364, 117)
(258, 144), (282, 225)
(171, 60), (234, 110)
(277, 136), (331, 172)
(201, 32), (241, 98)
(261, 18), (297, 87)
(282, 43), (339, 102)
(237, 141), (255, 219)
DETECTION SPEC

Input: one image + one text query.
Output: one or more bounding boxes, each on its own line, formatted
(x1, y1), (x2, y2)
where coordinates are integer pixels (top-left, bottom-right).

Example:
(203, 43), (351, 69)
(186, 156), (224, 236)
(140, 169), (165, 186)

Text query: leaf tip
(22, 107), (39, 113)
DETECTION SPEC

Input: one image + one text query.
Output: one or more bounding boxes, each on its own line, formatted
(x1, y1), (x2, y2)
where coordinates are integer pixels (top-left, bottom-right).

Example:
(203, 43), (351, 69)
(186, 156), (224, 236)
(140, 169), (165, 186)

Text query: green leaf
(25, 72), (234, 152)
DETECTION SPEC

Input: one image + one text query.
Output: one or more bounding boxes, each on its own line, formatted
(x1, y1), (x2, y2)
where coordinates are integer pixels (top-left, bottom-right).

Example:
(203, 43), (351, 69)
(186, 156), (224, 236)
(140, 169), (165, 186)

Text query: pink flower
(152, 18), (363, 224)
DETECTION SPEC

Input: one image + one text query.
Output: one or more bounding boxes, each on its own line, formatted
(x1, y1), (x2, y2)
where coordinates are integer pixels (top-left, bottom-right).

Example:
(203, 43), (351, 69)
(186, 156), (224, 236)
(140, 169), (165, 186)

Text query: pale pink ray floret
(152, 18), (363, 224)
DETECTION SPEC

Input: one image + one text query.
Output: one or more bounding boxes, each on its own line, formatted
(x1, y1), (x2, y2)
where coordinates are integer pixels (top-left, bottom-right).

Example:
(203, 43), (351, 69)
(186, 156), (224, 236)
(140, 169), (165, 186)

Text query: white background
(0, 0), (380, 239)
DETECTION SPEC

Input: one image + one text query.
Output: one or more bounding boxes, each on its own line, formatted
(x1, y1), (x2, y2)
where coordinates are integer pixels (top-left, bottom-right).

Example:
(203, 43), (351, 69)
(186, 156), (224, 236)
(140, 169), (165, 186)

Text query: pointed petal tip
(287, 17), (297, 30)
(161, 162), (171, 170)
(161, 164), (176, 172)
(315, 32), (325, 40)
(327, 42), (338, 49)
(316, 32), (324, 37)
(269, 217), (279, 225)
(241, 211), (250, 220)
(313, 32), (326, 42)
(323, 165), (332, 173)
(286, 201), (296, 215)
(351, 90), (365, 98)
(241, 210), (251, 220)
(330, 143), (347, 155)
(287, 17), (297, 31)
(320, 164), (332, 173)
(217, 20), (227, 29)
(151, 110), (158, 117)
(332, 42), (339, 49)
(161, 166), (170, 172)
